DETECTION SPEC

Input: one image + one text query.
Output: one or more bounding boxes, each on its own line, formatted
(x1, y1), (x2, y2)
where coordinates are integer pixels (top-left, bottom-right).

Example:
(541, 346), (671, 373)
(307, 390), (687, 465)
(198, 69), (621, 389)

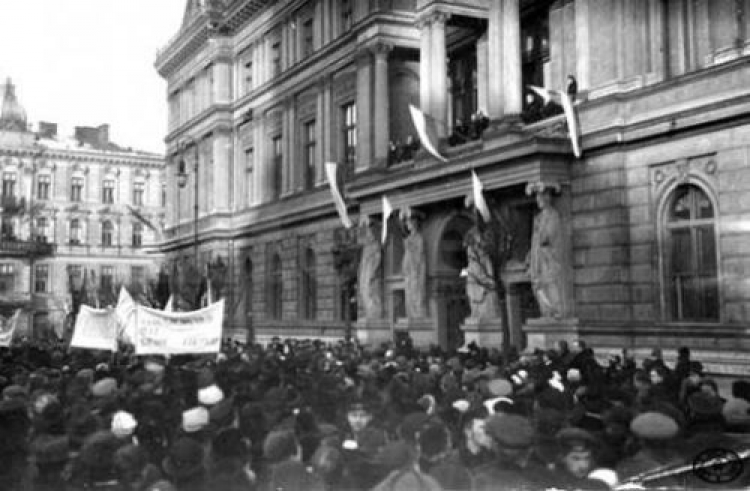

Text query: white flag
(409, 105), (448, 163)
(528, 85), (582, 158)
(0, 309), (21, 347)
(325, 162), (353, 229)
(115, 286), (136, 343)
(471, 171), (491, 223)
(382, 195), (394, 244)
(164, 295), (174, 312)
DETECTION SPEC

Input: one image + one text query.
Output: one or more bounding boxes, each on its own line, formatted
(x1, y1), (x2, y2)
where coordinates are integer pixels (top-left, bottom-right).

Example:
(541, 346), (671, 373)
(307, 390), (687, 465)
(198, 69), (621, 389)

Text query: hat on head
(484, 414), (534, 449)
(630, 411), (679, 440)
(181, 407), (209, 433)
(556, 427), (598, 451)
(209, 398), (234, 428)
(487, 378), (513, 398)
(688, 391), (723, 418)
(263, 429), (299, 463)
(111, 410), (138, 438)
(92, 377), (117, 398)
(399, 411), (431, 443)
(144, 359), (165, 375)
(197, 384), (224, 406)
(567, 368), (582, 383)
(163, 437), (205, 479)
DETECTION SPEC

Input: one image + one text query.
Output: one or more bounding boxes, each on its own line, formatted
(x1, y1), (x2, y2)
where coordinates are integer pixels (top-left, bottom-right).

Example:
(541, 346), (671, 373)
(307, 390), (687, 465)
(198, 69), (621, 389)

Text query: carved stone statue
(464, 225), (499, 320)
(401, 208), (427, 318)
(358, 217), (383, 319)
(526, 182), (564, 319)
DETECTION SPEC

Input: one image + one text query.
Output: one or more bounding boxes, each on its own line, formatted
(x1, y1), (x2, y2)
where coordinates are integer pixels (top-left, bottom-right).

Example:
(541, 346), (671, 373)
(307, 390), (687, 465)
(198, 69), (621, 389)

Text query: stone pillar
(487, 1), (504, 119)
(355, 48), (373, 172)
(372, 43), (392, 168)
(320, 75), (333, 170)
(212, 131), (231, 213)
(501, 0), (522, 116)
(575, 0), (591, 90)
(166, 157), (176, 227)
(476, 33), (489, 114)
(284, 98), (297, 195)
(419, 18), (432, 113)
(430, 12), (449, 137)
(213, 62), (232, 104)
(647, 0), (666, 83)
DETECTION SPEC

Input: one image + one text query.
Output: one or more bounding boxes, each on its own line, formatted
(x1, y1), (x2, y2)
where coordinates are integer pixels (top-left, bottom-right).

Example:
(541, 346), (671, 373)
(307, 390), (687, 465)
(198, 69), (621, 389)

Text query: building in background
(157, 0), (750, 377)
(0, 78), (165, 337)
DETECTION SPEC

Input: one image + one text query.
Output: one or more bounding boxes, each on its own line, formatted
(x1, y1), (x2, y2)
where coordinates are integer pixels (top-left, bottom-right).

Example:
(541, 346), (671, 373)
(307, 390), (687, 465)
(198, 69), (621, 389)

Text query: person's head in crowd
(687, 361), (704, 384)
(111, 410), (138, 441)
(417, 421), (452, 466)
(197, 384), (224, 408)
(556, 427), (597, 480)
(311, 443), (344, 487)
(484, 413), (534, 459)
(114, 443), (161, 490)
(346, 398), (374, 436)
(571, 340), (586, 355)
(698, 378), (720, 398)
(460, 406), (492, 455)
(556, 340), (569, 355)
(630, 411), (679, 447)
(162, 437), (206, 486)
(678, 346), (691, 361)
(633, 370), (651, 392)
(732, 380), (750, 402)
(78, 430), (124, 485)
(263, 429), (301, 464)
(649, 366), (668, 386)
(687, 391), (725, 432)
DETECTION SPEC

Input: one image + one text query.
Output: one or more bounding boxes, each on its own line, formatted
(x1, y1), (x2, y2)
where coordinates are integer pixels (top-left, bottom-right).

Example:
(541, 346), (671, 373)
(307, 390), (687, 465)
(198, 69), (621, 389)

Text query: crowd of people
(0, 335), (749, 490)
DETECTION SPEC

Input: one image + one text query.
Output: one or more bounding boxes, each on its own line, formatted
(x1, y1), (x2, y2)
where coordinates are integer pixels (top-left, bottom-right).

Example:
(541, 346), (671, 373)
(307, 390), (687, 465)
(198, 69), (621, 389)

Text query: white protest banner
(135, 299), (224, 355)
(0, 309), (21, 347)
(70, 305), (118, 351)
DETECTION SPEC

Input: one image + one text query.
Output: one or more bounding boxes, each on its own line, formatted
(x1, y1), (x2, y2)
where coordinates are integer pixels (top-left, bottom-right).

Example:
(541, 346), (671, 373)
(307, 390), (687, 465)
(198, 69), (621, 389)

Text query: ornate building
(0, 78), (166, 336)
(157, 0), (750, 376)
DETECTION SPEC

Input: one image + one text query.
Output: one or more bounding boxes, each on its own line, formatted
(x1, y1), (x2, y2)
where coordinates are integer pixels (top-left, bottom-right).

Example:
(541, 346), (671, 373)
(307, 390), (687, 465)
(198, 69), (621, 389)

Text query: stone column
(647, 0), (666, 83)
(372, 43), (392, 168)
(166, 157), (176, 227)
(501, 0), (522, 116)
(476, 33), (489, 114)
(284, 98), (297, 195)
(419, 18), (432, 113)
(487, 1), (504, 119)
(575, 0), (591, 90)
(430, 12), (449, 137)
(213, 61), (232, 104)
(355, 48), (373, 172)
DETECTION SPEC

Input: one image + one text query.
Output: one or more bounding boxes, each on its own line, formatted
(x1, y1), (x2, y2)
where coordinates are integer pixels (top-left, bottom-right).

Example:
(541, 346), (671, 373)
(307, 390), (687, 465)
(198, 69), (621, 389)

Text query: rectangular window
(0, 264), (14, 293)
(271, 41), (282, 77)
(244, 60), (253, 93)
(341, 102), (357, 176)
(101, 221), (113, 247)
(302, 18), (314, 57)
(132, 223), (143, 247)
(37, 174), (51, 200)
(2, 172), (16, 198)
(303, 120), (317, 189)
(1, 216), (14, 240)
(68, 264), (83, 283)
(245, 147), (255, 205)
(69, 219), (82, 245)
(161, 184), (166, 207)
(71, 177), (84, 202)
(341, 0), (353, 32)
(102, 179), (115, 204)
(35, 217), (49, 242)
(272, 135), (283, 199)
(101, 265), (114, 292)
(34, 264), (49, 293)
(132, 182), (145, 206)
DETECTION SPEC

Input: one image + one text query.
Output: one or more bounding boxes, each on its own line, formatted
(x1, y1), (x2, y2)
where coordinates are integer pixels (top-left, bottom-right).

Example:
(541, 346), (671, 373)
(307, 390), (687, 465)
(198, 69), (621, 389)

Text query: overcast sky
(0, 1), (185, 154)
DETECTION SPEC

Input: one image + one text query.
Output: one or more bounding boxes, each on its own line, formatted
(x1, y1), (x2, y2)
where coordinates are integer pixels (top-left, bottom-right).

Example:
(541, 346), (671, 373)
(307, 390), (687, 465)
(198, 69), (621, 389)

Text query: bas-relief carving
(358, 217), (383, 319)
(464, 225), (500, 320)
(400, 208), (428, 319)
(649, 154), (718, 195)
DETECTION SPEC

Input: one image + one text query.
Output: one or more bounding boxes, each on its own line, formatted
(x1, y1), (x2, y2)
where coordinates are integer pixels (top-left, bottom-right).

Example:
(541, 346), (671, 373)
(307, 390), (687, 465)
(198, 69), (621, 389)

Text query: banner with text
(0, 309), (21, 347)
(135, 300), (224, 355)
(70, 306), (118, 352)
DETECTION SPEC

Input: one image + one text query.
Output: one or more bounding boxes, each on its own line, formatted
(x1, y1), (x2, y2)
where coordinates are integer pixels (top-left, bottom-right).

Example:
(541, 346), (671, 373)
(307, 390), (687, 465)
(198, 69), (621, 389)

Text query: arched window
(268, 254), (283, 320)
(663, 184), (719, 321)
(101, 220), (114, 247)
(300, 247), (317, 320)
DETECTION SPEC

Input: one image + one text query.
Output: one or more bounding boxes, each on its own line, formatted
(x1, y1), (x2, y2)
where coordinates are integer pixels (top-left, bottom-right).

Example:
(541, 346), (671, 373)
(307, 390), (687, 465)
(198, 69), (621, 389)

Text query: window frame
(303, 119), (317, 190)
(2, 172), (16, 198)
(70, 218), (82, 245)
(132, 222), (143, 248)
(659, 181), (721, 323)
(102, 179), (115, 204)
(132, 181), (145, 207)
(37, 174), (51, 200)
(268, 253), (283, 320)
(101, 220), (114, 247)
(271, 134), (283, 199)
(300, 246), (317, 320)
(34, 264), (49, 293)
(0, 263), (15, 293)
(71, 176), (84, 202)
(35, 216), (49, 242)
(341, 102), (357, 177)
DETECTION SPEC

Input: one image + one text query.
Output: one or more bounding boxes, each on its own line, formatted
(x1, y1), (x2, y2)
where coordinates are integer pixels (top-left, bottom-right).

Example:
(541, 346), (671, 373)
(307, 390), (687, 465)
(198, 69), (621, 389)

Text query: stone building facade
(0, 79), (165, 335)
(157, 0), (750, 375)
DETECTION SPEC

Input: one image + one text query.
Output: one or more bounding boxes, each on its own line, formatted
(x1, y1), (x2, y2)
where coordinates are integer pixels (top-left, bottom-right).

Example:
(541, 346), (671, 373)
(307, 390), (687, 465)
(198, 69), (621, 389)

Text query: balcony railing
(0, 238), (56, 257)
(0, 196), (26, 213)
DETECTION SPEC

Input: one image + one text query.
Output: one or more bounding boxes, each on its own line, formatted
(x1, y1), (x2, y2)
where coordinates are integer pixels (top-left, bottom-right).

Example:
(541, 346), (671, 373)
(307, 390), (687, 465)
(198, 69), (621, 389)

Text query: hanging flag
(126, 205), (158, 231)
(164, 295), (174, 312)
(409, 105), (448, 163)
(115, 286), (137, 343)
(528, 85), (582, 158)
(381, 195), (394, 244)
(324, 162), (353, 229)
(471, 171), (491, 223)
(0, 309), (21, 347)
(205, 263), (213, 306)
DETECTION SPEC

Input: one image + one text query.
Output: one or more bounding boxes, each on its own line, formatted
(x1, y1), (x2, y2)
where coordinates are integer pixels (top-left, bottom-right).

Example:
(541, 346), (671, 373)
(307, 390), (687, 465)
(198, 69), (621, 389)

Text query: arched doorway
(434, 213), (472, 351)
